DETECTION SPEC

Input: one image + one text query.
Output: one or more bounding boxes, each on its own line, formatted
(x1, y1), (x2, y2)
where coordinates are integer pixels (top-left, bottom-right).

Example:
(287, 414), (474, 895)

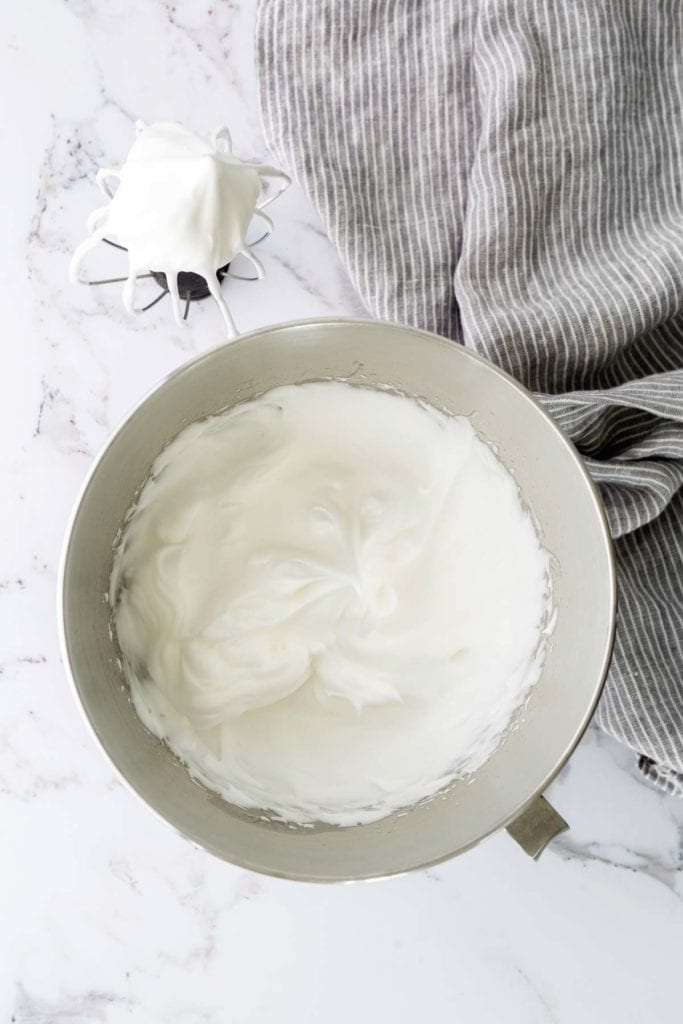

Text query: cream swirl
(112, 381), (551, 825)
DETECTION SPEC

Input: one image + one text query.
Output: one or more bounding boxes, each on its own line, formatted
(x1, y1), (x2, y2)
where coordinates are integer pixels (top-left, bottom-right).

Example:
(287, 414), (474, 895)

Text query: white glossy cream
(112, 382), (551, 826)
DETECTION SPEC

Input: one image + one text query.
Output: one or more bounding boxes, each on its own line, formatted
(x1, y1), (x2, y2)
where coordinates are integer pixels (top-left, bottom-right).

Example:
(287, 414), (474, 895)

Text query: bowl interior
(61, 319), (615, 880)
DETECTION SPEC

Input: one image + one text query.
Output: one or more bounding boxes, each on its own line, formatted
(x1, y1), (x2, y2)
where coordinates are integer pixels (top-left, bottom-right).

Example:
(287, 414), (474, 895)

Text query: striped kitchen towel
(255, 0), (683, 792)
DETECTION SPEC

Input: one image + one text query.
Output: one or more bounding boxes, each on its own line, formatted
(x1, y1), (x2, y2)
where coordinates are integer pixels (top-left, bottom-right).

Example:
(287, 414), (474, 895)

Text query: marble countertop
(2, 2), (682, 1021)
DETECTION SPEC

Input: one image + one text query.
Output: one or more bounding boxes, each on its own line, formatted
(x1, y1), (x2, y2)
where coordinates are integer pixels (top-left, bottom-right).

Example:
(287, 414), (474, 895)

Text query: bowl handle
(505, 795), (568, 860)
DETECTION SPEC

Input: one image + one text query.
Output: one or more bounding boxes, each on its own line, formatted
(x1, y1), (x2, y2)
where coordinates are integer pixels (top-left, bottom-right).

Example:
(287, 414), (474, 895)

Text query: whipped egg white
(111, 381), (551, 825)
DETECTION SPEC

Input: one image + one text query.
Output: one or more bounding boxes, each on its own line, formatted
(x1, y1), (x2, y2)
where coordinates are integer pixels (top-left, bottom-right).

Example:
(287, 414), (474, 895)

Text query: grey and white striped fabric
(255, 0), (683, 792)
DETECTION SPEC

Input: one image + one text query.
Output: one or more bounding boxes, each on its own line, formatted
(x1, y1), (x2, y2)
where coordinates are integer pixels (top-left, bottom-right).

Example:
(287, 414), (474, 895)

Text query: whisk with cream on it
(70, 121), (290, 337)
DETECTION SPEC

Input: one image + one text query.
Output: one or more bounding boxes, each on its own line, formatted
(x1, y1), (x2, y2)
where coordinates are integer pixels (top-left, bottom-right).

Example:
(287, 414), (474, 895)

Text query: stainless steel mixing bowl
(59, 318), (616, 880)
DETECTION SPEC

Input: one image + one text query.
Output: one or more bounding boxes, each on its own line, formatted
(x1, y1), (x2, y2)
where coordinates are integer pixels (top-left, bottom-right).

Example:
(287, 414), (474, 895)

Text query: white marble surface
(2, 2), (683, 1021)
